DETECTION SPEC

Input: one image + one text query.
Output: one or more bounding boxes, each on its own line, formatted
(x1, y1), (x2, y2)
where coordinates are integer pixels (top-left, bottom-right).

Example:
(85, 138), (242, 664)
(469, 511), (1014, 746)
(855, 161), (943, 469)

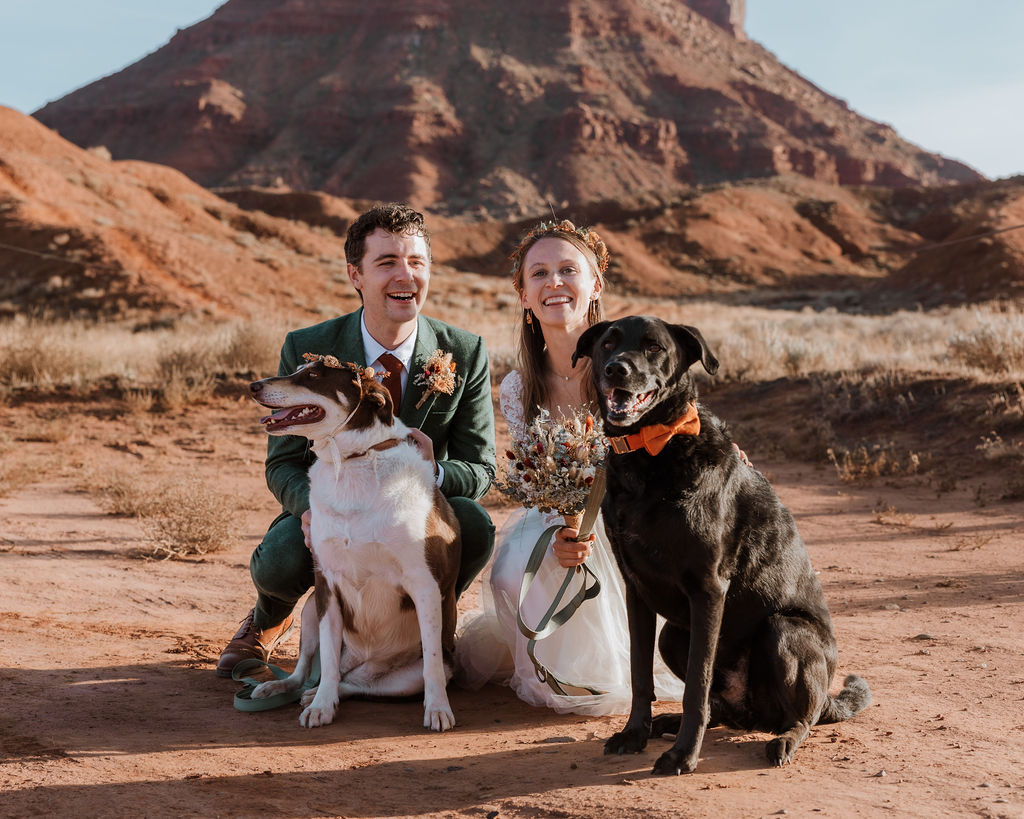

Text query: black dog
(572, 316), (870, 775)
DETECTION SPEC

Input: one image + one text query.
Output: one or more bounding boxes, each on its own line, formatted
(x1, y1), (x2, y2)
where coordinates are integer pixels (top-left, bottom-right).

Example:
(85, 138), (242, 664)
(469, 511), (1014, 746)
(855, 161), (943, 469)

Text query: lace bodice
(499, 370), (528, 442)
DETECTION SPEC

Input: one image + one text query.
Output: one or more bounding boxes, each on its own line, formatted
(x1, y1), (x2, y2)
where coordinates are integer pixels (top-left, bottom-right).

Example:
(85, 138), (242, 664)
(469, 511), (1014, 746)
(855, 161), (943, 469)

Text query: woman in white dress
(456, 220), (684, 715)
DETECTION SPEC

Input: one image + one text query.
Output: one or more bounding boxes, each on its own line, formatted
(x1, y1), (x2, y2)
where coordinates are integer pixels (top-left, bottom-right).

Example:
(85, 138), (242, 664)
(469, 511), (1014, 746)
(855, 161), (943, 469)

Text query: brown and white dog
(247, 355), (461, 732)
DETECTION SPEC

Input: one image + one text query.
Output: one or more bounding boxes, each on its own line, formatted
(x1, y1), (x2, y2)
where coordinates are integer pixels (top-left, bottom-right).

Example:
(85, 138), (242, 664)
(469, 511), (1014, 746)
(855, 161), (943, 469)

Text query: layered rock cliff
(35, 0), (980, 217)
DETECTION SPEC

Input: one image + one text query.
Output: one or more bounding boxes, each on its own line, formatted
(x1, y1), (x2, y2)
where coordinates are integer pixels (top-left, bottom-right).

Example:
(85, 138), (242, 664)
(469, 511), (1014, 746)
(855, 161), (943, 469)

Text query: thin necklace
(546, 349), (574, 381)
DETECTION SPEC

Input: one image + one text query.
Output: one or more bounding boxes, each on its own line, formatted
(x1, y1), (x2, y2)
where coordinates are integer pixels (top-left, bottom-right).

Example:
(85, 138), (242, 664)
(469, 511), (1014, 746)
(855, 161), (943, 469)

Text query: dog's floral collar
(413, 349), (460, 409)
(606, 403), (701, 456)
(303, 352), (343, 369)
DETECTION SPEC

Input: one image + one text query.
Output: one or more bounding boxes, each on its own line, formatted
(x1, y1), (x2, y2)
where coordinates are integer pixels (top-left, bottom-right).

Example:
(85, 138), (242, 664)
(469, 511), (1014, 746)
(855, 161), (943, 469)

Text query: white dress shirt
(359, 314), (444, 487)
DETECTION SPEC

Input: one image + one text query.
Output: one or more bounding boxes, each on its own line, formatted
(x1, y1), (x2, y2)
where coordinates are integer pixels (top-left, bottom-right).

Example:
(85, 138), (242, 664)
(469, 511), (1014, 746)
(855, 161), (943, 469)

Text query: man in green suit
(217, 203), (496, 676)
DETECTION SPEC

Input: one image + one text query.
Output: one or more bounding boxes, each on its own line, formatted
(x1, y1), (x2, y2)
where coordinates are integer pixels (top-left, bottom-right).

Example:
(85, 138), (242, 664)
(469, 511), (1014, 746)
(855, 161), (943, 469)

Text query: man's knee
(448, 497), (495, 596)
(250, 512), (313, 601)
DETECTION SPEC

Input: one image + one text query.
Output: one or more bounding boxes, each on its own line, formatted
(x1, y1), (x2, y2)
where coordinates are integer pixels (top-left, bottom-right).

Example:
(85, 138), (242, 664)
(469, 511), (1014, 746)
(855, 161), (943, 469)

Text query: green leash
(516, 464), (607, 697)
(231, 649), (322, 712)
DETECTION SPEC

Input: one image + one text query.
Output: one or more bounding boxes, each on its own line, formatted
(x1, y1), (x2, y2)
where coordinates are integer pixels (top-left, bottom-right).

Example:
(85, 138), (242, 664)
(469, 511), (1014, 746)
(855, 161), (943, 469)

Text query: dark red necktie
(378, 353), (403, 411)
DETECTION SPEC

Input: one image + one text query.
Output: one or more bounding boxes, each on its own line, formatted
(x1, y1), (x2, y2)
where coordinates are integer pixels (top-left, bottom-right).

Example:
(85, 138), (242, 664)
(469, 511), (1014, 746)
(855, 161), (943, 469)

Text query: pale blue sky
(1, 1), (1020, 179)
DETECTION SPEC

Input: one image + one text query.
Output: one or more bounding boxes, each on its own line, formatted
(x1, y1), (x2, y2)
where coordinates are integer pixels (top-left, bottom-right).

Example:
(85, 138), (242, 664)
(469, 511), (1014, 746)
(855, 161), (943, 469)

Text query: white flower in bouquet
(496, 408), (607, 517)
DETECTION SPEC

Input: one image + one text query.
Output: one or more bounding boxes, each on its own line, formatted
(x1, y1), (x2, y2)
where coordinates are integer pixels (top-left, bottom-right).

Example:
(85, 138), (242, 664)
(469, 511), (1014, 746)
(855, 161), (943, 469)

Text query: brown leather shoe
(216, 608), (295, 677)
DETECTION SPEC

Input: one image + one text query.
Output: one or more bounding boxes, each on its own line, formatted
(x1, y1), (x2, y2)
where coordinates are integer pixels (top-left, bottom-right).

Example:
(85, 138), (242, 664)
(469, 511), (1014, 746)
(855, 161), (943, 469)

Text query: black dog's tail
(818, 674), (871, 724)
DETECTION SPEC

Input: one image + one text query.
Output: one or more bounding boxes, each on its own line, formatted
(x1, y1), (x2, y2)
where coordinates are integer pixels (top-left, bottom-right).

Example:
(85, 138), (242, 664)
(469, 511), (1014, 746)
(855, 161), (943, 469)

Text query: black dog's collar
(606, 403), (700, 456)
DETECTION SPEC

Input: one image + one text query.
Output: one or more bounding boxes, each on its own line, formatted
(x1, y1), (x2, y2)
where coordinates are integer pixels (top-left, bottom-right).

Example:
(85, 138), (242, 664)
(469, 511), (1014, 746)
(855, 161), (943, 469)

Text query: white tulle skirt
(455, 506), (685, 716)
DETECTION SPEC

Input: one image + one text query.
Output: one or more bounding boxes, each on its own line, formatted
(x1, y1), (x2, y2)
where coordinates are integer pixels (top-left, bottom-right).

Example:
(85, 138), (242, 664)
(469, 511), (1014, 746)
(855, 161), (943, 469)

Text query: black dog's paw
(652, 748), (698, 776)
(765, 737), (795, 767)
(604, 728), (648, 756)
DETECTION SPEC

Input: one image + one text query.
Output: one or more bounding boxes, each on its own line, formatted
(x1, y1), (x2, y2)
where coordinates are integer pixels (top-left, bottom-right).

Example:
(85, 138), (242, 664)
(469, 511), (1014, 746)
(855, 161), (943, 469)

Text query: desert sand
(1, 392), (1022, 819)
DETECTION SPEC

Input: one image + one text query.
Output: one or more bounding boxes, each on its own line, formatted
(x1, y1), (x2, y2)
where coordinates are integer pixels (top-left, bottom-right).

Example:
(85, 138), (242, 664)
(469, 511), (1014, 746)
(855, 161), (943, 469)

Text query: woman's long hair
(511, 228), (607, 422)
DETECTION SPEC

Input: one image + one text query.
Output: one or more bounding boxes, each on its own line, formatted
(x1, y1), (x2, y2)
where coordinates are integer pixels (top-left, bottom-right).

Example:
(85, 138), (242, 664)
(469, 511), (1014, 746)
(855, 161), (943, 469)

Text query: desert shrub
(975, 431), (1024, 462)
(122, 387), (156, 415)
(811, 370), (916, 424)
(827, 444), (922, 484)
(948, 314), (1024, 375)
(216, 321), (283, 376)
(0, 319), (99, 387)
(155, 334), (221, 383)
(986, 382), (1024, 422)
(92, 474), (167, 517)
(158, 367), (218, 412)
(151, 321), (281, 408)
(92, 473), (237, 557)
(141, 476), (238, 558)
(0, 316), (287, 394)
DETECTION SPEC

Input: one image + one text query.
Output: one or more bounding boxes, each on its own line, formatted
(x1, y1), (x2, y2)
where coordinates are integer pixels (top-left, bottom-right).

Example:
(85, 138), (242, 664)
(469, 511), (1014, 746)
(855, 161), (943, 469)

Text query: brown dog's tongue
(261, 407), (300, 425)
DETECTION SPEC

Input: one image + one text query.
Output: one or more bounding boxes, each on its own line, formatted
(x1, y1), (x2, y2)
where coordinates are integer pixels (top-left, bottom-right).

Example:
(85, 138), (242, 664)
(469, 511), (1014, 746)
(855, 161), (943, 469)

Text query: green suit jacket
(264, 310), (496, 518)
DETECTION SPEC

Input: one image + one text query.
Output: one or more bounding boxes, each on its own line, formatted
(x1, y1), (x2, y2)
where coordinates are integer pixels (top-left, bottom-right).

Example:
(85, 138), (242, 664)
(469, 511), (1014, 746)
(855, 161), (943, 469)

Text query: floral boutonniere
(413, 349), (460, 408)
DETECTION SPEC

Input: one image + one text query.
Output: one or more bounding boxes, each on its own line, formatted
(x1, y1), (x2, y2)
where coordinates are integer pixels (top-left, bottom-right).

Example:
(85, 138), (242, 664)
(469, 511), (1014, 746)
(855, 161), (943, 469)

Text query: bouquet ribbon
(516, 464), (607, 697)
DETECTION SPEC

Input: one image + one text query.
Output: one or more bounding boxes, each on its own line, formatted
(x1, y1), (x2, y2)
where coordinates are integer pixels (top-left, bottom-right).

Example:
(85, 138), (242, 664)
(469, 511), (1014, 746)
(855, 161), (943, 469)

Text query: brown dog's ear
(571, 321), (612, 368)
(669, 323), (719, 375)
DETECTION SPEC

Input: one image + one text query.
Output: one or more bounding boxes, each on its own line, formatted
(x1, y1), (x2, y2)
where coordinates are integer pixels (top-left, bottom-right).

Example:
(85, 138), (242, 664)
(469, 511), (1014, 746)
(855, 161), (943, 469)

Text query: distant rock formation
(34, 0), (980, 218)
(684, 0), (745, 39)
(0, 106), (358, 320)
(3, 105), (1021, 322)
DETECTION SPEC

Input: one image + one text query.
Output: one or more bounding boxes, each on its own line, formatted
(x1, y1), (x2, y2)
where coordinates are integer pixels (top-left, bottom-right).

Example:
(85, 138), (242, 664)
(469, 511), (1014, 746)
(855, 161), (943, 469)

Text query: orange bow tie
(606, 403), (701, 456)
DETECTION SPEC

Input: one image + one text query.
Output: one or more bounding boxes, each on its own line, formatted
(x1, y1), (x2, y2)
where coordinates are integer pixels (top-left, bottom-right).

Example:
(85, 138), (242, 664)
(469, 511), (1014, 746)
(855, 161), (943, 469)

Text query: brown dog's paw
(604, 727), (648, 756)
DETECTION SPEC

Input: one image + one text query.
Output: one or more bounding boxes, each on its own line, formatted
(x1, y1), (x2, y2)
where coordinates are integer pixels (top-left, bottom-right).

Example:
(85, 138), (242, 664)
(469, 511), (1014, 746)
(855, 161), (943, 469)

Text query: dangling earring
(525, 309), (533, 325)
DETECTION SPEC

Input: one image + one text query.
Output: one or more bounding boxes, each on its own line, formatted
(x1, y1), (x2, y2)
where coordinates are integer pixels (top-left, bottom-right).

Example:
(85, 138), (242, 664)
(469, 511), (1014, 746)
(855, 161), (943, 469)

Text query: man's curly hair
(344, 202), (431, 269)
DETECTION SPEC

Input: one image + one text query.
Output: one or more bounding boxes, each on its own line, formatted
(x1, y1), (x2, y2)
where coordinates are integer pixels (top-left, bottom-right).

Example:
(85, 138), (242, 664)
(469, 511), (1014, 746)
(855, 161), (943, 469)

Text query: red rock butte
(35, 0), (980, 218)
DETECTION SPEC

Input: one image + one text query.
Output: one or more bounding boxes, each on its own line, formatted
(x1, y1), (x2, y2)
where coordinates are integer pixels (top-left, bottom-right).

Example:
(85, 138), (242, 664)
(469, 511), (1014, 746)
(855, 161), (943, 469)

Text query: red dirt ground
(1, 395), (1022, 818)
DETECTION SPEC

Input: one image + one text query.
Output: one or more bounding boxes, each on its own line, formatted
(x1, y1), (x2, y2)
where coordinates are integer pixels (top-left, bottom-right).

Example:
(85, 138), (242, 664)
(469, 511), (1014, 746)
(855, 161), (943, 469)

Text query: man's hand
(553, 526), (594, 568)
(301, 509), (312, 552)
(406, 427), (437, 474)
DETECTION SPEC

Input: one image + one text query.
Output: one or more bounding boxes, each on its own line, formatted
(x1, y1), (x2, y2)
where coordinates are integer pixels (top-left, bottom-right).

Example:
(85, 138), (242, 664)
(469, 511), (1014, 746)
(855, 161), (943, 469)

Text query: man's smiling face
(348, 227), (430, 344)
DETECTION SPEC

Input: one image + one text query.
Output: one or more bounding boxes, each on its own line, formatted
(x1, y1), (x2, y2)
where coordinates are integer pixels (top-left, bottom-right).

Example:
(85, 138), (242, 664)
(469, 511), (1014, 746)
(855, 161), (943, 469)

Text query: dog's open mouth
(260, 405), (325, 430)
(604, 388), (655, 423)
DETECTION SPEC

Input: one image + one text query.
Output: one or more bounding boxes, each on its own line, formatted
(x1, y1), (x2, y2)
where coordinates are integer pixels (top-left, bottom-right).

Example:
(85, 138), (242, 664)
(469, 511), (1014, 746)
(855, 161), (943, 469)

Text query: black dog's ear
(571, 321), (612, 368)
(670, 323), (719, 375)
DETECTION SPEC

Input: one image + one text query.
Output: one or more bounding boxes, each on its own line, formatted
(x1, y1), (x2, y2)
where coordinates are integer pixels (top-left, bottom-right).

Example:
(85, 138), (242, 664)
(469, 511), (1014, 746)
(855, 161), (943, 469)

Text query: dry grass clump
(92, 474), (167, 517)
(0, 317), (117, 388)
(976, 431), (1024, 463)
(827, 444), (923, 484)
(153, 321), (284, 410)
(142, 476), (238, 559)
(985, 382), (1024, 423)
(3, 300), (1021, 397)
(0, 316), (286, 406)
(618, 299), (1024, 383)
(810, 370), (918, 425)
(947, 311), (1024, 375)
(91, 473), (238, 558)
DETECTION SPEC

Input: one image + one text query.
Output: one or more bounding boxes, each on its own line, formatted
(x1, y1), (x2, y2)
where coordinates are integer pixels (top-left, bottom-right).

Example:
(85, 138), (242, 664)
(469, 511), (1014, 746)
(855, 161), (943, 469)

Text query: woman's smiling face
(519, 237), (601, 333)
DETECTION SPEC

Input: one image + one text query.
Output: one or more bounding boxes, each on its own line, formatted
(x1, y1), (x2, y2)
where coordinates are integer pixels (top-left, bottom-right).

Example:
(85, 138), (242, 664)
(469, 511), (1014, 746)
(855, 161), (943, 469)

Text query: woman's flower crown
(508, 219), (610, 277)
